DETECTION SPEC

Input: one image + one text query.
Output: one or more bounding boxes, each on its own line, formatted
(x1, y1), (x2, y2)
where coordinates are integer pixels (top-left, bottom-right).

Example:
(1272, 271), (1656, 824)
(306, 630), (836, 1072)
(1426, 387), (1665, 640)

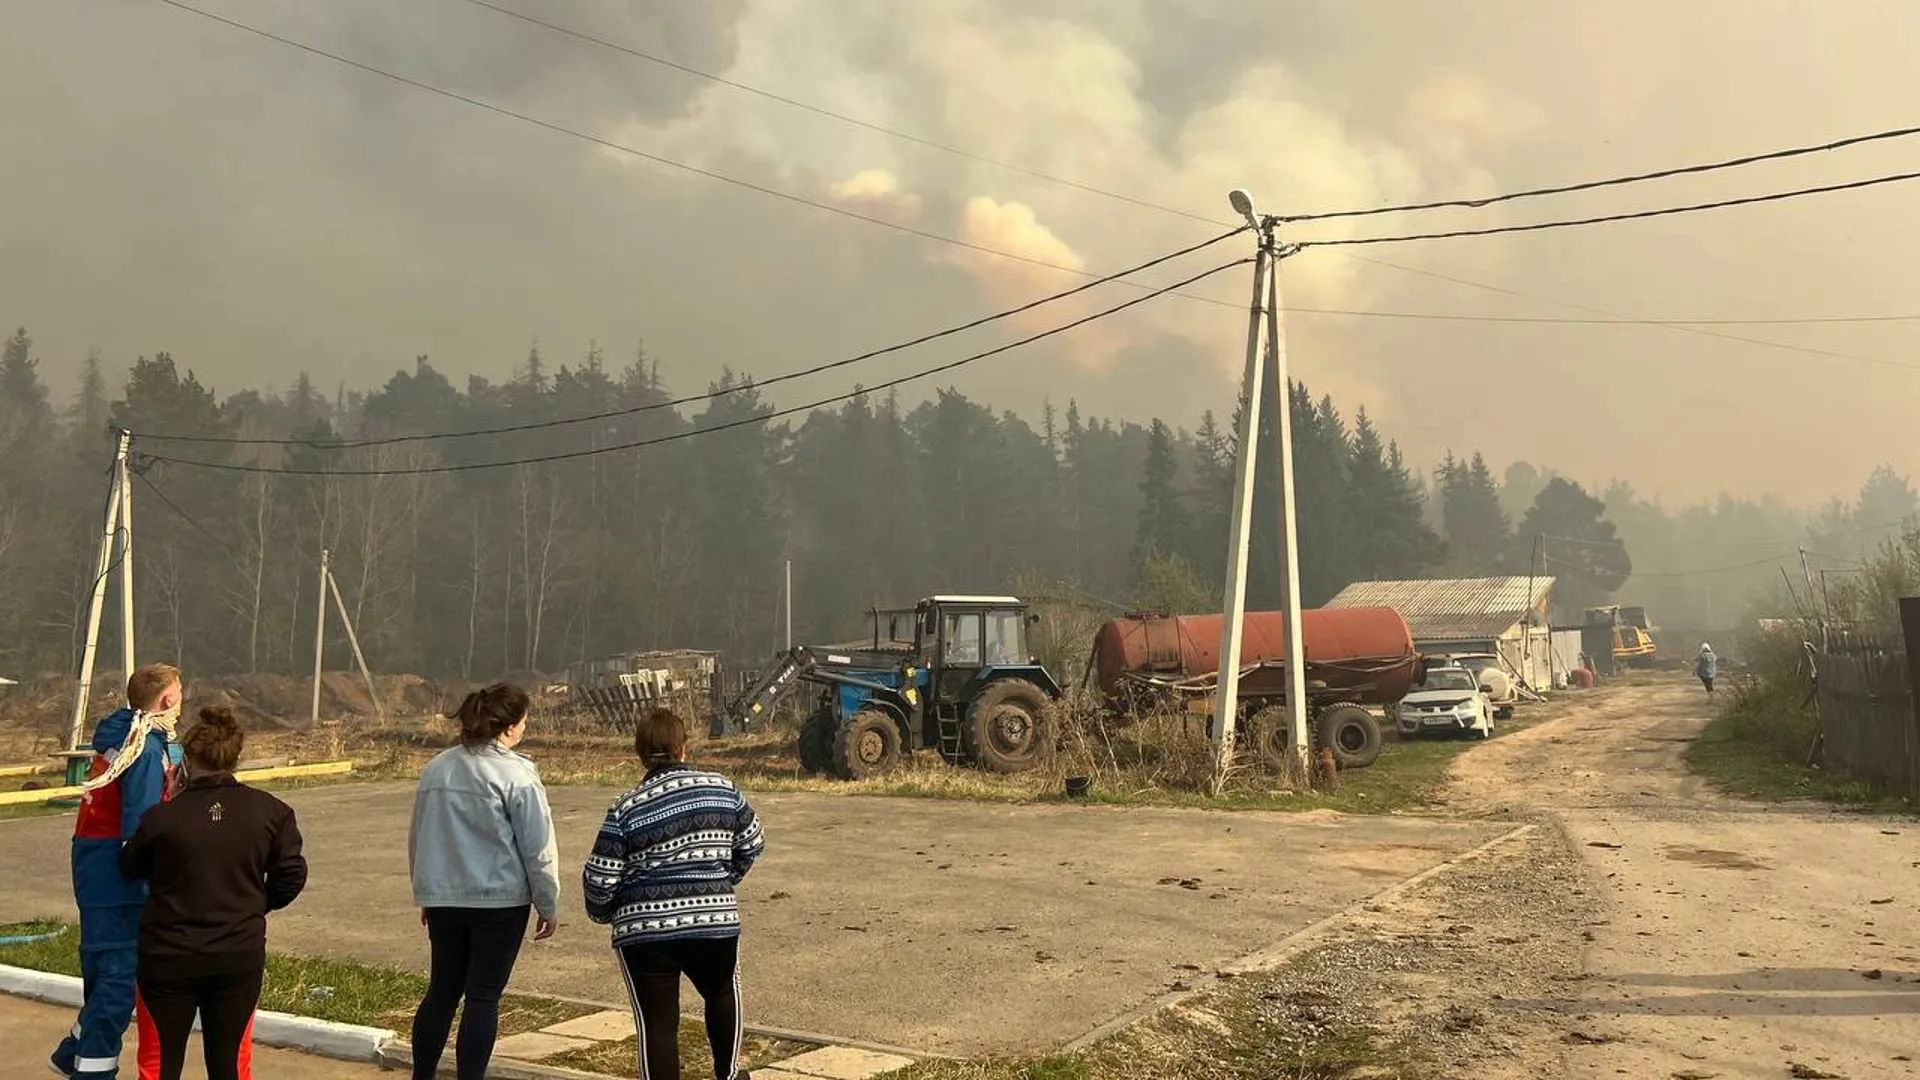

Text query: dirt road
(1450, 675), (1920, 1078)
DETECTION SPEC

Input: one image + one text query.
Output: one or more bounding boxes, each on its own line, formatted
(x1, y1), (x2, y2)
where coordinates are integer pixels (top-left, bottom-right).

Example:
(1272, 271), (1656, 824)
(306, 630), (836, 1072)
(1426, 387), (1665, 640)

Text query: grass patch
(544, 1027), (811, 1078)
(880, 982), (1422, 1080)
(1686, 710), (1909, 809)
(1680, 631), (1914, 812)
(0, 920), (592, 1034)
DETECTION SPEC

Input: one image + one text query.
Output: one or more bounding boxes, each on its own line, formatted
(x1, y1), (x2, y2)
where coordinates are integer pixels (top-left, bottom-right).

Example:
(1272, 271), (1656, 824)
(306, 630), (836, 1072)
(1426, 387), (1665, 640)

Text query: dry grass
(178, 688), (1509, 817)
(543, 1027), (810, 1078)
(0, 685), (1512, 818)
(881, 976), (1419, 1080)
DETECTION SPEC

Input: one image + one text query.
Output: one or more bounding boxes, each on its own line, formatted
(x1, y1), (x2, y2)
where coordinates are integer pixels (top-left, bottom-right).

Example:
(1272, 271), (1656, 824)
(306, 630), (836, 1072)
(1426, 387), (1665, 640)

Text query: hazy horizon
(7, 0), (1920, 508)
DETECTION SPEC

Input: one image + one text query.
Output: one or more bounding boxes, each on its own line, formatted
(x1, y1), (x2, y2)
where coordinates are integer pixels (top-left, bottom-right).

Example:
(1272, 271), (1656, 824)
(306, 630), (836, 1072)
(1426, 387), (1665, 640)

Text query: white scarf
(82, 703), (182, 792)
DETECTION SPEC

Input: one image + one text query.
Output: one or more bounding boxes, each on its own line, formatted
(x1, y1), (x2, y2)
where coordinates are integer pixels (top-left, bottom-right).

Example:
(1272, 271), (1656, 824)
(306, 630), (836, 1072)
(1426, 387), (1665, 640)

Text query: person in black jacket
(119, 706), (307, 1080)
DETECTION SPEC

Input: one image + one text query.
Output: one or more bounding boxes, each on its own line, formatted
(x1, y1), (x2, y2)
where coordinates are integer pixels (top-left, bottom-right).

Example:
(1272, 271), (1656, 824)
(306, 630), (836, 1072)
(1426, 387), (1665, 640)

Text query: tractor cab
(923, 595), (1038, 703)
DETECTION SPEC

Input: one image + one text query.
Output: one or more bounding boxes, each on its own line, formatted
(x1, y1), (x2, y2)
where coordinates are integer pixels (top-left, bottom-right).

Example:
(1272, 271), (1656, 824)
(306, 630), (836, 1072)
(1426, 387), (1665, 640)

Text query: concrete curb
(380, 1041), (625, 1080)
(0, 964), (395, 1063)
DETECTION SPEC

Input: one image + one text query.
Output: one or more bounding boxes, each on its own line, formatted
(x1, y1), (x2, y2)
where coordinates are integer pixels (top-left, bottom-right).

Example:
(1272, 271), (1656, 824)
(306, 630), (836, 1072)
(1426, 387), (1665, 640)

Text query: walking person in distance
(585, 707), (765, 1080)
(1695, 642), (1718, 695)
(407, 682), (561, 1080)
(118, 706), (307, 1080)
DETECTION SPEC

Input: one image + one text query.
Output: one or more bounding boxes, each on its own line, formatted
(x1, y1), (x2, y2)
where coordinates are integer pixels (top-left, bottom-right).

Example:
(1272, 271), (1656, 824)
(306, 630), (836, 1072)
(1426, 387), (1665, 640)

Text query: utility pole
(1212, 191), (1306, 789)
(1799, 546), (1828, 651)
(310, 548), (386, 727)
(325, 562), (384, 722)
(117, 435), (136, 681)
(67, 430), (133, 752)
(311, 548), (329, 730)
(784, 558), (794, 652)
(1524, 534), (1541, 682)
(1261, 243), (1310, 784)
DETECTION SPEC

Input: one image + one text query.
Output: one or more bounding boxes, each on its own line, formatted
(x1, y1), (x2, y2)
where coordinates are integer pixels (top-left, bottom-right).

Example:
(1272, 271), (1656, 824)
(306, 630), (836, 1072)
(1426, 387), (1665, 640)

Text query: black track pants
(617, 935), (742, 1080)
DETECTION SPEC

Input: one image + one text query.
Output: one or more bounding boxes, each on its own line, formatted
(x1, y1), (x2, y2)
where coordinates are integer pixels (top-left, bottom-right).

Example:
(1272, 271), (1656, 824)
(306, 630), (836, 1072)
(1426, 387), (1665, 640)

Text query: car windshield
(1423, 669), (1476, 691)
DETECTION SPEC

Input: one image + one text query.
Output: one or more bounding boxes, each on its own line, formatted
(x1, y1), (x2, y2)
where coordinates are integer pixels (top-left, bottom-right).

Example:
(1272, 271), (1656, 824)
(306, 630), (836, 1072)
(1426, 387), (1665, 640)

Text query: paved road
(0, 783), (1502, 1055)
(1449, 677), (1920, 1078)
(1, 995), (385, 1078)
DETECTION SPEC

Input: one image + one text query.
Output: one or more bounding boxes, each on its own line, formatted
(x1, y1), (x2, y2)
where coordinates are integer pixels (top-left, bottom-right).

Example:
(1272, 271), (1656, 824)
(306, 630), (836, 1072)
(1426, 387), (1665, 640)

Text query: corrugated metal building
(1326, 576), (1557, 689)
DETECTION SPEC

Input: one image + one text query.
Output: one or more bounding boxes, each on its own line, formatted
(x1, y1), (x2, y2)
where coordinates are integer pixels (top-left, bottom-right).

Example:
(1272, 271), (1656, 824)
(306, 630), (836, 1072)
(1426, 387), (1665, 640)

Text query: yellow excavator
(1584, 605), (1657, 669)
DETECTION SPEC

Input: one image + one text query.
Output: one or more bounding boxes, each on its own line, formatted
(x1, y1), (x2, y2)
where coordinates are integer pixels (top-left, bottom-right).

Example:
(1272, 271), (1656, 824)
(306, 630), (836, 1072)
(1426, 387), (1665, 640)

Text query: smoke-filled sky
(5, 0), (1919, 504)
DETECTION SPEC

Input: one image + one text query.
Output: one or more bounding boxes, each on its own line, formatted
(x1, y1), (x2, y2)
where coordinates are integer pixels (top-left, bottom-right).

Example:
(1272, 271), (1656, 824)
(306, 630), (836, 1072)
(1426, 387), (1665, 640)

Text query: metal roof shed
(1326, 576), (1557, 688)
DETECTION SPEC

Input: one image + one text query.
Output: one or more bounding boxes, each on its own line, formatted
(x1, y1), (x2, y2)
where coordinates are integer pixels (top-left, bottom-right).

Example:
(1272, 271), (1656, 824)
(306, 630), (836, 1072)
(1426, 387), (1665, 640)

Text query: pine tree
(1343, 409), (1443, 581)
(1133, 418), (1190, 569)
(1515, 478), (1631, 611)
(0, 328), (48, 414)
(1437, 450), (1511, 575)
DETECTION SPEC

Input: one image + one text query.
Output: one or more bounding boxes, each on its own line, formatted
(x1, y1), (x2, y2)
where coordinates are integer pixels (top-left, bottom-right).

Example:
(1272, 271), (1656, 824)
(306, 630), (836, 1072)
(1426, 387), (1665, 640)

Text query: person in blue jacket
(1695, 643), (1719, 695)
(50, 663), (187, 1080)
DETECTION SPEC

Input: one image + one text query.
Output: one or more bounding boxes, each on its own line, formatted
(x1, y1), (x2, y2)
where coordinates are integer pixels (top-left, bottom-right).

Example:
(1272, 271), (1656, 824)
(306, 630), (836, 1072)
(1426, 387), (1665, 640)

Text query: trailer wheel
(1246, 704), (1295, 769)
(1316, 703), (1383, 770)
(833, 709), (904, 780)
(965, 679), (1053, 773)
(797, 711), (834, 775)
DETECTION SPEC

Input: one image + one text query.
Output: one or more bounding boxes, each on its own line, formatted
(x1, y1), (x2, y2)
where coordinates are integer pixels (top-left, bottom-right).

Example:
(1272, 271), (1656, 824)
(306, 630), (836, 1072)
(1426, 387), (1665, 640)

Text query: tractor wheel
(1245, 704), (1295, 769)
(833, 709), (904, 780)
(965, 679), (1054, 774)
(797, 711), (834, 775)
(1316, 703), (1383, 770)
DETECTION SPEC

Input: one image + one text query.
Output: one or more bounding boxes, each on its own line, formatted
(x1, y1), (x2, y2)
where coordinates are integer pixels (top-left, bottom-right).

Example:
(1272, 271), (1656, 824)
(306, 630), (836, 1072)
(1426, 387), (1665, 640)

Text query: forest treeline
(0, 326), (1912, 680)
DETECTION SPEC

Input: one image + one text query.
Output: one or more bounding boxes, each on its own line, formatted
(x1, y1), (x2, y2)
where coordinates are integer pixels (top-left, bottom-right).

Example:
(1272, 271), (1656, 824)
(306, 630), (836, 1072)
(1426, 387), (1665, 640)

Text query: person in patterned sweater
(584, 708), (765, 1080)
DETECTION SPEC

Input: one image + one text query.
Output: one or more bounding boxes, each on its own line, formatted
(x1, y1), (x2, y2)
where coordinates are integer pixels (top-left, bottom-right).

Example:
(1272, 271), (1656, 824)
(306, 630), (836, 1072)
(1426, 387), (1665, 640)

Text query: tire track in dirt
(1446, 675), (1920, 1080)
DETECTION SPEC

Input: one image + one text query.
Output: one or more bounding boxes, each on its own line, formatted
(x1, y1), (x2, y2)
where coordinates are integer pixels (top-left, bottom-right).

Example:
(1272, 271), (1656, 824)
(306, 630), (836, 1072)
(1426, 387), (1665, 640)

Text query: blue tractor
(725, 595), (1063, 779)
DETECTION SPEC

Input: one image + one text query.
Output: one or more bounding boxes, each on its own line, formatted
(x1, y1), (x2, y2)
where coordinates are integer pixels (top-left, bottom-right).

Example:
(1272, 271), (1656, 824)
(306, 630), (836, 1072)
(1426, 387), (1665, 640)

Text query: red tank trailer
(1090, 606), (1421, 769)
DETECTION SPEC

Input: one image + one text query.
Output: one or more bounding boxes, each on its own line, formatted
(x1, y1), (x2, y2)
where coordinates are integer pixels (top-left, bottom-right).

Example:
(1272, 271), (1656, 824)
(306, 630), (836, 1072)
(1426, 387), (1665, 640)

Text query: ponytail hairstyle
(450, 682), (531, 748)
(634, 707), (688, 768)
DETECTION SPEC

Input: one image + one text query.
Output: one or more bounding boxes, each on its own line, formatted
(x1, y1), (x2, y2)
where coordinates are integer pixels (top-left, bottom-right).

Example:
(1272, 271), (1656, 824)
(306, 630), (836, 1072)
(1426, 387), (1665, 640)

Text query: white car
(1389, 665), (1494, 740)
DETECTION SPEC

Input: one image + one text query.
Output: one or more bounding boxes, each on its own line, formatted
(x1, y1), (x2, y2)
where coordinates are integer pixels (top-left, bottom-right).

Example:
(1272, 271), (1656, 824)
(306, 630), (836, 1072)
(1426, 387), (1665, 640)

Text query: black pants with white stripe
(618, 935), (742, 1080)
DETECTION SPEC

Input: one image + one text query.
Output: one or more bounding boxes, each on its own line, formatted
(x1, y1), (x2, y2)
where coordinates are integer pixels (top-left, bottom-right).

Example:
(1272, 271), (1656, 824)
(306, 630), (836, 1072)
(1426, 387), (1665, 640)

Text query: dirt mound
(0, 671), (470, 735)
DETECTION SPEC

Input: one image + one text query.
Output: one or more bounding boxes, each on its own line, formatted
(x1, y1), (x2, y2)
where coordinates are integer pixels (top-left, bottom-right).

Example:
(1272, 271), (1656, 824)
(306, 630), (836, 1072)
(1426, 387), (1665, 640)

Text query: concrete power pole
(67, 429), (133, 752)
(1211, 193), (1308, 790)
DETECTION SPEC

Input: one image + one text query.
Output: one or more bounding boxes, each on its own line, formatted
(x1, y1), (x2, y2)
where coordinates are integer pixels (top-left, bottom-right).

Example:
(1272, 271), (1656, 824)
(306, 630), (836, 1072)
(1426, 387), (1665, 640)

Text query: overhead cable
(457, 1), (1920, 236)
(136, 226), (1246, 448)
(139, 258), (1251, 477)
(145, 0), (1238, 309)
(1278, 124), (1920, 223)
(450, 0), (1225, 226)
(1296, 170), (1920, 248)
(1331, 251), (1915, 373)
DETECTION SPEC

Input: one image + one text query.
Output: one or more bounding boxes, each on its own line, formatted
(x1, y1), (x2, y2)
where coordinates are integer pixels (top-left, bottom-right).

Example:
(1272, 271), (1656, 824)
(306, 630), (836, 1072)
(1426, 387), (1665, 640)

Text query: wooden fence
(1816, 638), (1920, 801)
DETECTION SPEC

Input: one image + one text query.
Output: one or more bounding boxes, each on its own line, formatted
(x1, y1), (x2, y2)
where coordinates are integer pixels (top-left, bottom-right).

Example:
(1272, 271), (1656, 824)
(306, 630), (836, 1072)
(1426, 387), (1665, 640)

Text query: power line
(1332, 251), (1915, 373)
(1284, 307), (1920, 327)
(1277, 124), (1920, 223)
(450, 0), (1225, 227)
(140, 258), (1250, 477)
(1296, 169), (1920, 248)
(456, 0), (1920, 243)
(1544, 550), (1794, 579)
(133, 470), (250, 561)
(144, 0), (1240, 310)
(139, 1), (1918, 375)
(136, 226), (1245, 448)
